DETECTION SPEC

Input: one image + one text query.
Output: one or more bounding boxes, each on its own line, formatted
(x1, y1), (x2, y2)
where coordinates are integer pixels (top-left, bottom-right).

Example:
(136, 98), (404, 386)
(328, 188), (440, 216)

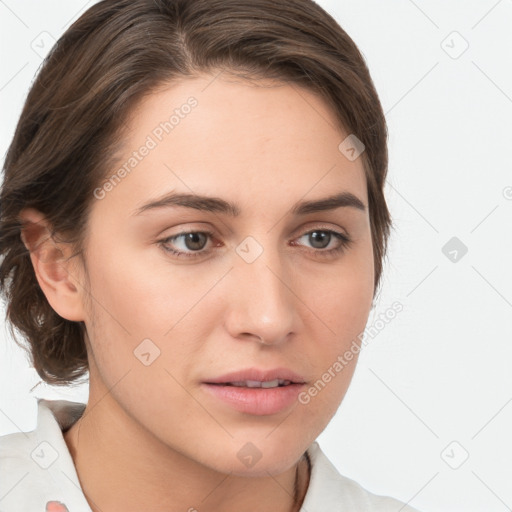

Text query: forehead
(92, 74), (368, 220)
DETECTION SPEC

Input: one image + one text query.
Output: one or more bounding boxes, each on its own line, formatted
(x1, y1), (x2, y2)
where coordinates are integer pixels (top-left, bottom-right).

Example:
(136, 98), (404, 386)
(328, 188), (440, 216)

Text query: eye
(158, 227), (353, 260)
(292, 229), (353, 257)
(159, 230), (216, 258)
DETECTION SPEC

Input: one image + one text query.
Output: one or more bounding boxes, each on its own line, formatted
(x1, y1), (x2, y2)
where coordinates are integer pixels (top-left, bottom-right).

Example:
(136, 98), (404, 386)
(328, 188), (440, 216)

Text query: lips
(201, 367), (307, 414)
(204, 367), (306, 386)
(223, 379), (291, 388)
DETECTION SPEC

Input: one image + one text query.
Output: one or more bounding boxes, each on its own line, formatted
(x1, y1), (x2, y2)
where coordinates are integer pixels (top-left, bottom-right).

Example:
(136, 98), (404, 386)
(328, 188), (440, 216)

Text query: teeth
(227, 379), (291, 388)
(248, 380), (267, 388)
(261, 379), (281, 388)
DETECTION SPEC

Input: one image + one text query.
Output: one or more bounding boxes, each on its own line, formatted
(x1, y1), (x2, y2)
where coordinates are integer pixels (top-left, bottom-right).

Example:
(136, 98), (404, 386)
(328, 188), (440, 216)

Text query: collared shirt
(0, 398), (421, 511)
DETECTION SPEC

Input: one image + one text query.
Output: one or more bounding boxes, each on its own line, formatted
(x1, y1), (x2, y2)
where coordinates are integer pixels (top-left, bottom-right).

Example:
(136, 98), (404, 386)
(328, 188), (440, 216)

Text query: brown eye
(307, 231), (332, 249)
(180, 232), (208, 251)
(159, 230), (215, 259)
(293, 229), (353, 257)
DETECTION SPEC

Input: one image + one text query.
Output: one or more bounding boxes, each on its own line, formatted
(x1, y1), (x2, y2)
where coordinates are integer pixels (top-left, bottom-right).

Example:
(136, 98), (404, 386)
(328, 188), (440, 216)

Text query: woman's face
(76, 73), (374, 476)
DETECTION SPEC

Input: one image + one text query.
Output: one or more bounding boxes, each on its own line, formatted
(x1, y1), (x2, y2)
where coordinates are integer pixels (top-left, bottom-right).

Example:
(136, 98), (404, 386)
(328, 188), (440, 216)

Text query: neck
(63, 392), (310, 512)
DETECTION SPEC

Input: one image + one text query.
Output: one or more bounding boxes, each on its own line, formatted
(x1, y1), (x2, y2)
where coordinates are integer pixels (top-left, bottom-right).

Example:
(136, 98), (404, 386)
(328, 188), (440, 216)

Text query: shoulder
(301, 441), (422, 512)
(0, 398), (91, 512)
(0, 398), (85, 459)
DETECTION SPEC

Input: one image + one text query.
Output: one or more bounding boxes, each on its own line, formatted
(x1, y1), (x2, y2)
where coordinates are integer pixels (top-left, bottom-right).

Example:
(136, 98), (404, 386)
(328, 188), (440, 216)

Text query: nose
(224, 241), (297, 346)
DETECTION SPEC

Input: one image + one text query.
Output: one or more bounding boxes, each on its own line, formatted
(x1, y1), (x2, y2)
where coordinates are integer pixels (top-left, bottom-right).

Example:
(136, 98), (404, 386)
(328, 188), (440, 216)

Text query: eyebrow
(132, 190), (366, 217)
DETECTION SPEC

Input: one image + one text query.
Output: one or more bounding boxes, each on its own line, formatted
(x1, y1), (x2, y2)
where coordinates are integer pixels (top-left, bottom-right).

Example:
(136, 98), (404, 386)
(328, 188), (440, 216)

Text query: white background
(1, 1), (511, 511)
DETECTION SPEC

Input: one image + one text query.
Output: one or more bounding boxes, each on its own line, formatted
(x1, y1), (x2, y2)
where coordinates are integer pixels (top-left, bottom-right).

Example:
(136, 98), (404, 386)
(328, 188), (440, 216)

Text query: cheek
(83, 240), (201, 338)
(302, 237), (374, 342)
(295, 238), (373, 412)
(81, 241), (219, 393)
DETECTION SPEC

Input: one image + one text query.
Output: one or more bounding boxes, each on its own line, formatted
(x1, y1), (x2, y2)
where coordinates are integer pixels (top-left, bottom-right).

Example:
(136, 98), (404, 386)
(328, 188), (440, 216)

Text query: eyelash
(158, 228), (353, 260)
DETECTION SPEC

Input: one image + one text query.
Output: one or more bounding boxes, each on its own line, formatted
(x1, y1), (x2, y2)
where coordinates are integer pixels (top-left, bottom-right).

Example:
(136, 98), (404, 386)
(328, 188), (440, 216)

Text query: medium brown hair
(0, 0), (391, 385)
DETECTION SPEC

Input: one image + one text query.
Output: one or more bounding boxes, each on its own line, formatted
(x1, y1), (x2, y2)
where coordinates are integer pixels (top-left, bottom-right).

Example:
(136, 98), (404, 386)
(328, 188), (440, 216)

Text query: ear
(19, 207), (87, 322)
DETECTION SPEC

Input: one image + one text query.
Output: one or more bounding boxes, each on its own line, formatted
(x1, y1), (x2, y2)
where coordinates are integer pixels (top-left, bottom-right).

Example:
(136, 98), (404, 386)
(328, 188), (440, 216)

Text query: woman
(0, 0), (422, 510)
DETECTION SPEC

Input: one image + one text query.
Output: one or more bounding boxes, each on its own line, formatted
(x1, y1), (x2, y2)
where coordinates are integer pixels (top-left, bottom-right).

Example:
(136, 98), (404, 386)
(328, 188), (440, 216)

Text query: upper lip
(204, 367), (306, 384)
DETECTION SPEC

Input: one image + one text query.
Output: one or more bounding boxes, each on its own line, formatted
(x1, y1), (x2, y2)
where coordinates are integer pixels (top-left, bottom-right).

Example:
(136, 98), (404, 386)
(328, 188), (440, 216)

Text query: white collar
(0, 398), (420, 512)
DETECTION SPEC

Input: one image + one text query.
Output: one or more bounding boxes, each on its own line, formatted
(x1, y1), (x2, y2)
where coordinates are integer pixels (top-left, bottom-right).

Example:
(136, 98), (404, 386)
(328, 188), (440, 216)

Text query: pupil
(310, 231), (330, 249)
(185, 232), (207, 251)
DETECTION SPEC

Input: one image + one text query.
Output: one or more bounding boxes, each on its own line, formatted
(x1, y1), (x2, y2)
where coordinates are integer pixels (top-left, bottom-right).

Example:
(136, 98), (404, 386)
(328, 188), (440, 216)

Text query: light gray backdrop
(1, 1), (511, 511)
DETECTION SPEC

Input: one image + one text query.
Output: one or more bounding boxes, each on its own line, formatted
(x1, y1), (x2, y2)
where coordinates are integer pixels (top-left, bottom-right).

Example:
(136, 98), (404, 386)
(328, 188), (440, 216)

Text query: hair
(0, 0), (391, 386)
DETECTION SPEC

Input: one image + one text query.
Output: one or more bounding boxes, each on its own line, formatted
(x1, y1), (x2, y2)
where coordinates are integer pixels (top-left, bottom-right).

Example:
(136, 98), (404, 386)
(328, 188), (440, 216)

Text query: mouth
(209, 379), (294, 388)
(204, 367), (306, 387)
(201, 368), (307, 415)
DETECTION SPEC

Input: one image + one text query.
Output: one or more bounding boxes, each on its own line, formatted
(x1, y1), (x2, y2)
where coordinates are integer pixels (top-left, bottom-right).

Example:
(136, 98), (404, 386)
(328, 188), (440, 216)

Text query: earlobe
(19, 207), (86, 322)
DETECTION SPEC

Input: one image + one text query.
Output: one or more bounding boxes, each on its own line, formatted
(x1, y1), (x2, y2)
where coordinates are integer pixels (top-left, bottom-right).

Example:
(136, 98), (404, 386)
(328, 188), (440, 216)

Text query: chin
(204, 435), (308, 478)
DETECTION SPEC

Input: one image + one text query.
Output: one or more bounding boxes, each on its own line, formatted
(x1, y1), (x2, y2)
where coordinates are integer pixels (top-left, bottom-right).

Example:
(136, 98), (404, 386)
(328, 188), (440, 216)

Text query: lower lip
(201, 383), (306, 415)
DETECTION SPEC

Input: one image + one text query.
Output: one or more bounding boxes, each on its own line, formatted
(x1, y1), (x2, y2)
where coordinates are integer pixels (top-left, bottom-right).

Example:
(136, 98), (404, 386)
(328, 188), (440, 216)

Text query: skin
(20, 72), (375, 512)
